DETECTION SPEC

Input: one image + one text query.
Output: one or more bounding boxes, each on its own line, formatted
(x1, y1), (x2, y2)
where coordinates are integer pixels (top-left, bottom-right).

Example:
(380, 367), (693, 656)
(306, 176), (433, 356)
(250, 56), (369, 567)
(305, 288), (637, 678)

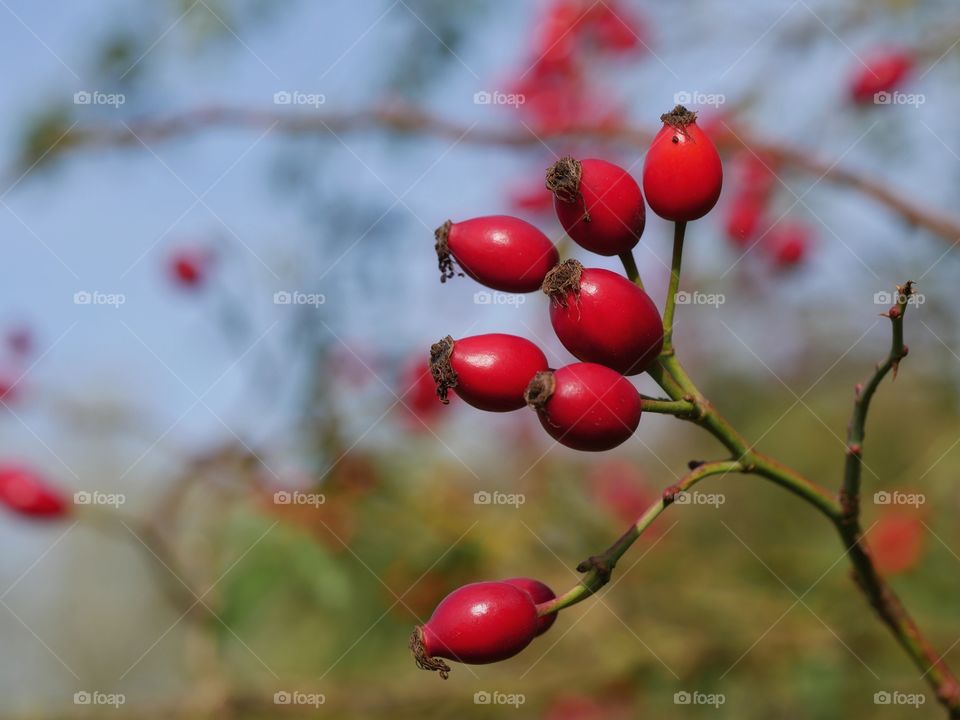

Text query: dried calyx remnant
(524, 370), (556, 409)
(541, 259), (584, 308)
(434, 220), (463, 283)
(429, 335), (458, 403)
(661, 104), (698, 130)
(545, 156), (591, 221)
(409, 627), (451, 679)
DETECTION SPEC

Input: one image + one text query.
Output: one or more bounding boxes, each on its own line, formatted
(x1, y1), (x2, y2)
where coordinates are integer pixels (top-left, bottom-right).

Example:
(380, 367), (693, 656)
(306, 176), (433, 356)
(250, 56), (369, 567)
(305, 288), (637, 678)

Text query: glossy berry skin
(526, 363), (642, 452)
(412, 581), (539, 675)
(436, 216), (560, 293)
(431, 334), (548, 412)
(0, 465), (68, 520)
(643, 107), (723, 222)
(547, 158), (645, 256)
(850, 50), (913, 104)
(503, 577), (557, 636)
(545, 262), (663, 375)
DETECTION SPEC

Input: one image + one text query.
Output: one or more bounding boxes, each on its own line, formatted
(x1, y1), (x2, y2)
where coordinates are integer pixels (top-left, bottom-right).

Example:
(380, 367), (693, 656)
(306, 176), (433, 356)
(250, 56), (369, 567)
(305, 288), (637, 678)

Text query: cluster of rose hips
(412, 105), (722, 677)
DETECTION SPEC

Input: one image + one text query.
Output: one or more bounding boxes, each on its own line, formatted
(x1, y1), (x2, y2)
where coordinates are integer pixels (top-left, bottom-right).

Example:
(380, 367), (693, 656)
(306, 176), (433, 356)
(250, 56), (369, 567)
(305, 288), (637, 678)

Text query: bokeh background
(1, 1), (960, 718)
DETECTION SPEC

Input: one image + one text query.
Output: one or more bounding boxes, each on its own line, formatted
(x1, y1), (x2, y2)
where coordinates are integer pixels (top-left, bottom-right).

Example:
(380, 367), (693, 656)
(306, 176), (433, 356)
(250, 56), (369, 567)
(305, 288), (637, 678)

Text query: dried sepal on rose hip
(0, 464), (70, 520)
(434, 215), (560, 293)
(543, 259), (663, 375)
(429, 334), (549, 412)
(642, 105), (723, 222)
(411, 581), (543, 678)
(546, 157), (645, 256)
(525, 363), (642, 452)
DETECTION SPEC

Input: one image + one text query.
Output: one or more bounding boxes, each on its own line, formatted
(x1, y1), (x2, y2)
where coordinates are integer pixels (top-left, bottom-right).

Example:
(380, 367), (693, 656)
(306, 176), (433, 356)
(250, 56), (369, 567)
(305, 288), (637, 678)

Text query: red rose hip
(0, 464), (69, 520)
(543, 260), (663, 375)
(546, 157), (645, 256)
(525, 363), (642, 451)
(642, 105), (723, 222)
(430, 334), (548, 412)
(435, 216), (560, 293)
(411, 581), (539, 677)
(503, 577), (557, 636)
(849, 49), (914, 104)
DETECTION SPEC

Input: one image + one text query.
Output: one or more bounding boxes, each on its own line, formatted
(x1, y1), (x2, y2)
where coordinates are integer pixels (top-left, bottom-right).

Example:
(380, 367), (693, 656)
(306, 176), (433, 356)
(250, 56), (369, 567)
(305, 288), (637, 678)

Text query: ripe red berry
(642, 105), (723, 222)
(0, 465), (69, 520)
(765, 221), (812, 269)
(435, 216), (560, 293)
(588, 2), (647, 54)
(503, 577), (557, 636)
(430, 334), (548, 412)
(850, 49), (914, 104)
(725, 193), (766, 247)
(169, 248), (211, 289)
(871, 510), (924, 575)
(543, 260), (663, 375)
(546, 157), (645, 256)
(525, 363), (642, 452)
(411, 581), (539, 677)
(399, 357), (450, 430)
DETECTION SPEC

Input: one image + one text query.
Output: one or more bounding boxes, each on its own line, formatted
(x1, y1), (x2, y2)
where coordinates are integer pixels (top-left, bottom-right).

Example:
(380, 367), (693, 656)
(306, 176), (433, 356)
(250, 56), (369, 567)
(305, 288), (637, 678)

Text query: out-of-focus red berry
(871, 509), (925, 575)
(849, 49), (914, 104)
(588, 460), (654, 527)
(508, 177), (555, 215)
(588, 2), (647, 54)
(725, 193), (766, 247)
(6, 326), (33, 358)
(0, 464), (69, 520)
(169, 248), (211, 289)
(399, 358), (449, 430)
(765, 221), (813, 269)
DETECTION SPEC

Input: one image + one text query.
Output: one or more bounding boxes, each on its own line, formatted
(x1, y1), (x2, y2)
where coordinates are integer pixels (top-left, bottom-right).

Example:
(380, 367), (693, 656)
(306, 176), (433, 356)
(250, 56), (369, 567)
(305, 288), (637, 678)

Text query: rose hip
(543, 260), (663, 375)
(503, 577), (557, 636)
(430, 334), (548, 412)
(642, 105), (723, 222)
(524, 363), (642, 452)
(546, 157), (645, 256)
(765, 221), (812, 269)
(411, 581), (540, 677)
(850, 49), (914, 104)
(435, 216), (560, 293)
(0, 464), (69, 520)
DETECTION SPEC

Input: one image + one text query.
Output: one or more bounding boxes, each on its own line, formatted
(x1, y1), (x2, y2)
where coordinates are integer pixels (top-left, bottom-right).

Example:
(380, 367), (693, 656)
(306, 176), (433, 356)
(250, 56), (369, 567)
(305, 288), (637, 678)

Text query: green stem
(661, 220), (686, 355)
(639, 396), (696, 416)
(618, 250), (644, 290)
(538, 460), (744, 616)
